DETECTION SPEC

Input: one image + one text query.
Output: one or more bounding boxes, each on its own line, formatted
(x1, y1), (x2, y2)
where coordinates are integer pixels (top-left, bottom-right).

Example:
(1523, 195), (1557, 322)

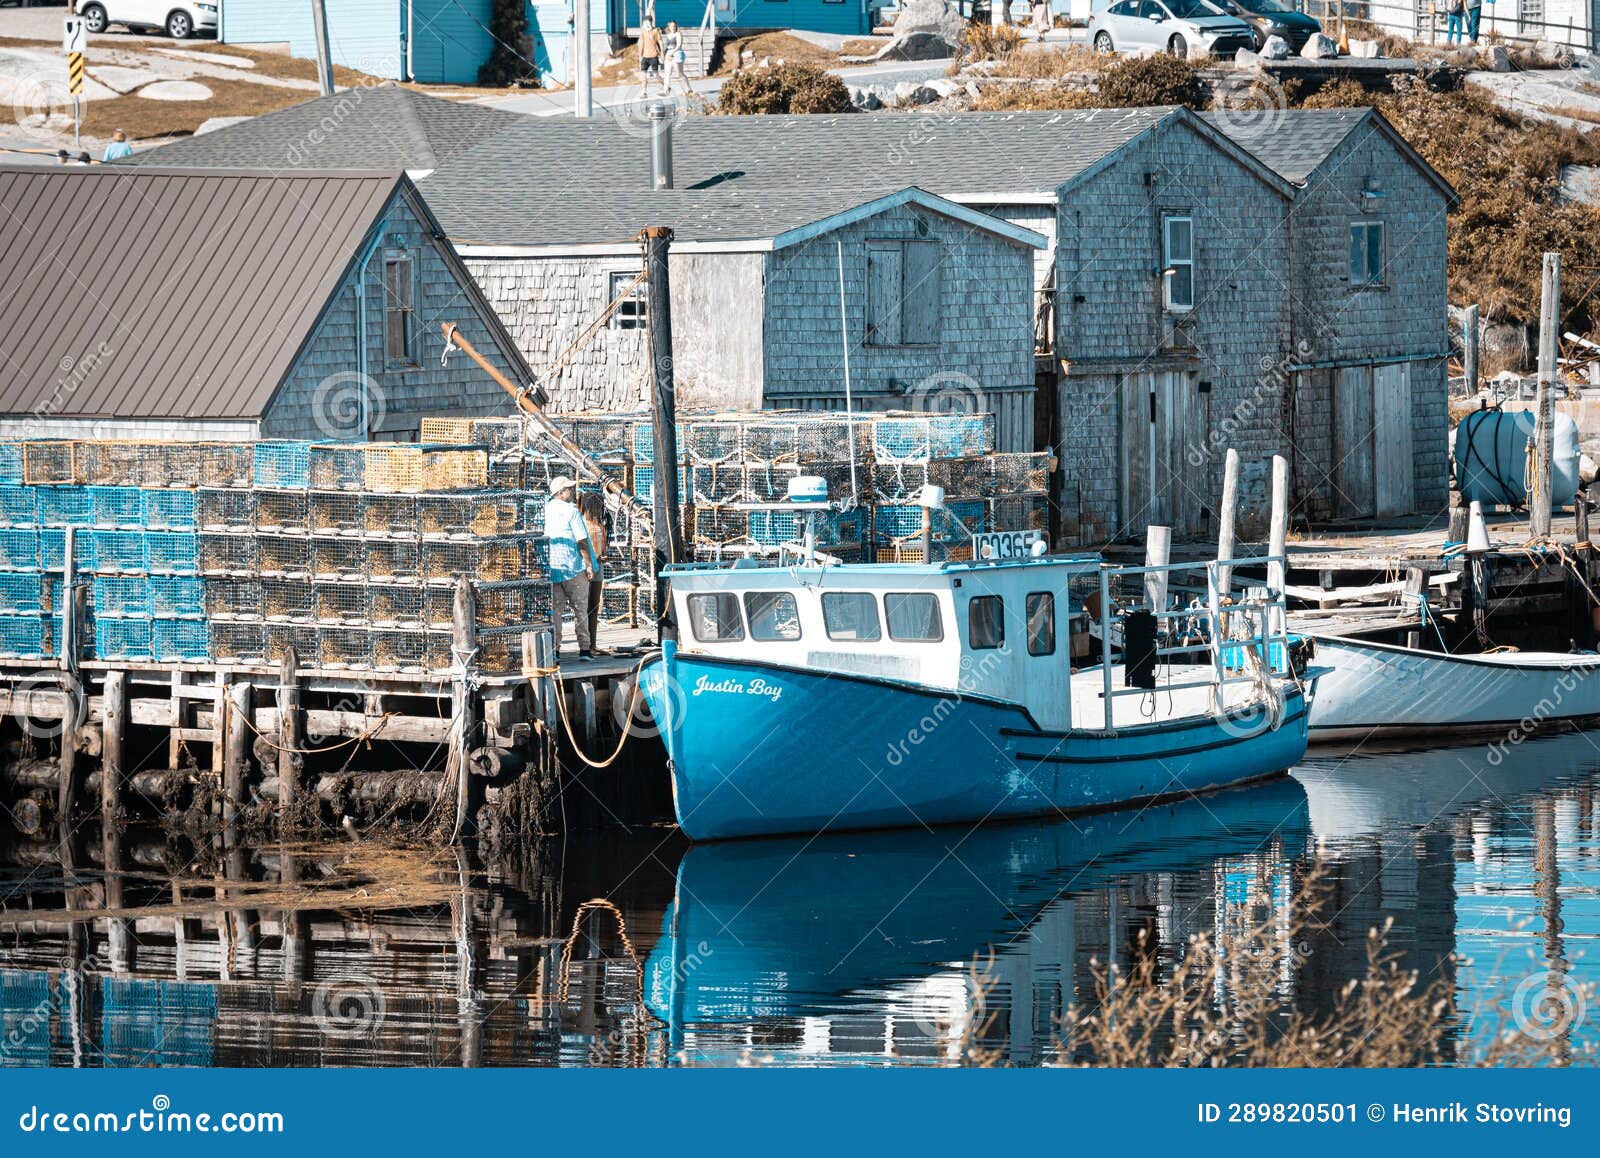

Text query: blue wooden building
(221, 0), (877, 87)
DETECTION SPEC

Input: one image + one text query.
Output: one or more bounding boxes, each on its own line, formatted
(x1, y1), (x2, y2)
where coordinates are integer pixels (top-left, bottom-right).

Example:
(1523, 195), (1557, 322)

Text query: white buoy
(1466, 500), (1491, 554)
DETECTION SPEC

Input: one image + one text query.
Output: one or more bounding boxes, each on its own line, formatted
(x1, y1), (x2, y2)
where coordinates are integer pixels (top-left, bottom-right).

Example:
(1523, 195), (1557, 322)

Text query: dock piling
(277, 650), (302, 823)
(223, 682), (253, 824)
(101, 671), (126, 821)
(1532, 253), (1560, 540)
(1216, 447), (1240, 599)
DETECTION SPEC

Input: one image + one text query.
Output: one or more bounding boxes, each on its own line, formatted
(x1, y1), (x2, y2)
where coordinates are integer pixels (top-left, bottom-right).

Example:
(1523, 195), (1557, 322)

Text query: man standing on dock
(545, 476), (599, 660)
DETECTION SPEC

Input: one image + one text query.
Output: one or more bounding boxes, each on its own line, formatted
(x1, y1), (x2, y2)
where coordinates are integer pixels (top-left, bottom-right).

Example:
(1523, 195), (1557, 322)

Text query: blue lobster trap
(89, 486), (145, 528)
(147, 574), (205, 617)
(152, 618), (210, 662)
(146, 531), (199, 574)
(93, 616), (152, 661)
(253, 441), (314, 489)
(93, 575), (150, 617)
(142, 489), (197, 530)
(34, 485), (90, 527)
(0, 572), (43, 613)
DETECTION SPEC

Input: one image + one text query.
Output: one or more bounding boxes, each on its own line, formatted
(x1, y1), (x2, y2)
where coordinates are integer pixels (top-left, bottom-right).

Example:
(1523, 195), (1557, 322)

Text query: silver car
(1089, 0), (1257, 59)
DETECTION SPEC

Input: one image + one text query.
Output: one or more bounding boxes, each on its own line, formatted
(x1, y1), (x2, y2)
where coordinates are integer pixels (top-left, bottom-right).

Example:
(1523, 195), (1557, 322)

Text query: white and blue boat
(638, 550), (1314, 840)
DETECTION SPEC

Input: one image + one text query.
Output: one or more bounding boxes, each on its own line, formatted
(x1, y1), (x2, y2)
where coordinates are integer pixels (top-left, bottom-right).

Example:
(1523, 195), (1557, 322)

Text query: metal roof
(0, 166), (402, 420)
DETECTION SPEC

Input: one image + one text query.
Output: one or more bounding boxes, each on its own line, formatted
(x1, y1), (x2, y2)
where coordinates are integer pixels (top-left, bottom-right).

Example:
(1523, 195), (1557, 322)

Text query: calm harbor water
(1, 729), (1597, 1067)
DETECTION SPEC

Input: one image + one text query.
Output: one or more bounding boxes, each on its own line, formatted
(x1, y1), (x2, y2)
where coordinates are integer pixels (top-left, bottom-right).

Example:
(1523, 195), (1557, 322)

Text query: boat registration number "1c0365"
(973, 530), (1044, 561)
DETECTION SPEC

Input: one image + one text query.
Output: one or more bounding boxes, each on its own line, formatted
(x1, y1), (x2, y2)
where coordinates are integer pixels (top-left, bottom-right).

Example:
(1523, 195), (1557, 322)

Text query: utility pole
(311, 0), (335, 97)
(1531, 252), (1560, 540)
(574, 0), (592, 117)
(642, 226), (684, 641)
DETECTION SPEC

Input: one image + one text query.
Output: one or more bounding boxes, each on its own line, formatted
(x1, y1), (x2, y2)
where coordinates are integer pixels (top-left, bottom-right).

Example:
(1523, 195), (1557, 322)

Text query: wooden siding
(222, 0), (403, 80)
(763, 202), (1036, 450)
(264, 190), (527, 439)
(1284, 124), (1451, 520)
(1054, 117), (1291, 544)
(627, 0), (873, 37)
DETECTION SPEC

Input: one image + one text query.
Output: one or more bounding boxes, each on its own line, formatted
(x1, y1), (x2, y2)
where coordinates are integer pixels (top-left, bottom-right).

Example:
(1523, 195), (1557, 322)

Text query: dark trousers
(587, 577), (603, 648)
(553, 575), (592, 653)
(1467, 6), (1481, 40)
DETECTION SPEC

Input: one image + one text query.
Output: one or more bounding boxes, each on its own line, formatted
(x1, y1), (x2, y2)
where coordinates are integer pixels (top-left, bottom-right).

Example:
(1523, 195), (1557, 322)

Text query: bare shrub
(715, 63), (855, 115)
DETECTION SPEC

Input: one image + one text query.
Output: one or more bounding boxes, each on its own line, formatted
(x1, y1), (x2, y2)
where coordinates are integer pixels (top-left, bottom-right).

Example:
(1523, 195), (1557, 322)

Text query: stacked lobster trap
(0, 439), (554, 674)
(420, 410), (1054, 622)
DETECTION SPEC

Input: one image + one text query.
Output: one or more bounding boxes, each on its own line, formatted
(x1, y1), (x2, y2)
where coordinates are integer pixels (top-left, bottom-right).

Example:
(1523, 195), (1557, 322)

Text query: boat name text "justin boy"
(691, 675), (783, 703)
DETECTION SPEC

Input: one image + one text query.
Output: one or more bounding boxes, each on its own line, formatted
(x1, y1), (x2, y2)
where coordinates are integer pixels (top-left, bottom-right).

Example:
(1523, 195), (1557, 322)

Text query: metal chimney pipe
(649, 103), (673, 191)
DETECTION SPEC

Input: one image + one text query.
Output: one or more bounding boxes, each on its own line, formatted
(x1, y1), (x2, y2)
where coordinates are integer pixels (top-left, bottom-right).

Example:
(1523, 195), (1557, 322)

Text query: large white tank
(1453, 408), (1581, 506)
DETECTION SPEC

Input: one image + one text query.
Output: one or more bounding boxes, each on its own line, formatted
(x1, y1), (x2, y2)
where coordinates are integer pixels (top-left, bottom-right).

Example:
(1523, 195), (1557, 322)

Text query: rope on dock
(546, 652), (657, 770)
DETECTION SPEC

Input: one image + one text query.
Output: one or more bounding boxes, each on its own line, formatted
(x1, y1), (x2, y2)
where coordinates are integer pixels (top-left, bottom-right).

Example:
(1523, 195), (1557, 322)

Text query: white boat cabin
(665, 556), (1102, 732)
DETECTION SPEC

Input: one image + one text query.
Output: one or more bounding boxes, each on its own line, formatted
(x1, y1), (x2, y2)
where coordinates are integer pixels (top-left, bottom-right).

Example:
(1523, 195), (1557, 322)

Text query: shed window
(885, 592), (943, 642)
(745, 591), (801, 641)
(384, 252), (416, 365)
(866, 239), (942, 346)
(1350, 221), (1384, 286)
(1025, 592), (1055, 656)
(823, 592), (881, 641)
(688, 593), (744, 642)
(610, 271), (647, 329)
(1161, 215), (1194, 313)
(967, 595), (1005, 650)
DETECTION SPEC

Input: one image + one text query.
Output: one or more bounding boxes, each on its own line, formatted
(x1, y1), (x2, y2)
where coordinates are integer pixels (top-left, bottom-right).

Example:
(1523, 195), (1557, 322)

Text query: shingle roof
(444, 186), (1046, 248)
(0, 166), (401, 419)
(1198, 107), (1370, 184)
(122, 83), (522, 173)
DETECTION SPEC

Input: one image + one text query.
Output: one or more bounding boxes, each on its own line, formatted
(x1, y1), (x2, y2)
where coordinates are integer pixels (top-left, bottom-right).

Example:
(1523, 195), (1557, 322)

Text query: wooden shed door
(1121, 370), (1208, 537)
(1333, 362), (1412, 519)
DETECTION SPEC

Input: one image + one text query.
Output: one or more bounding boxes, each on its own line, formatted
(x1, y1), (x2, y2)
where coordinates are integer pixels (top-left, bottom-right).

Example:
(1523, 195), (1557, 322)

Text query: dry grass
(3, 74), (316, 140)
(974, 52), (1201, 112)
(987, 44), (1101, 79)
(943, 867), (1595, 1067)
(841, 38), (884, 57)
(712, 31), (845, 77)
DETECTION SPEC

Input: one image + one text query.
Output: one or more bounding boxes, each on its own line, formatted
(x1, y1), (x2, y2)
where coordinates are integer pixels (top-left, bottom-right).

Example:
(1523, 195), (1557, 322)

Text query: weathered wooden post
(1216, 448), (1240, 600)
(277, 650), (302, 826)
(223, 681), (252, 824)
(1404, 568), (1427, 649)
(1531, 253), (1560, 540)
(1268, 455), (1290, 633)
(101, 671), (126, 820)
(1462, 304), (1480, 394)
(1143, 525), (1172, 614)
(642, 225), (685, 641)
(447, 580), (478, 839)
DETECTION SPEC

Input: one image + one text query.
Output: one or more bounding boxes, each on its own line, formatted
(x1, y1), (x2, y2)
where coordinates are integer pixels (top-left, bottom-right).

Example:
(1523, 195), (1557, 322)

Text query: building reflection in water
(1, 730), (1596, 1067)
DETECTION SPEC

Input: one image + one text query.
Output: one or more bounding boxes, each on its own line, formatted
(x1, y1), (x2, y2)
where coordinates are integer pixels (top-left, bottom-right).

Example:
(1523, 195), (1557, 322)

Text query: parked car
(1089, 0), (1256, 59)
(77, 0), (218, 39)
(1215, 0), (1322, 52)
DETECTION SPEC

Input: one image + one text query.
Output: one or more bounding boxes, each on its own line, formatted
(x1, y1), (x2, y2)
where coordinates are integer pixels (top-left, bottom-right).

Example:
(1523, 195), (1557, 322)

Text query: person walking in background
(1032, 0), (1051, 40)
(543, 476), (598, 660)
(1465, 0), (1483, 44)
(662, 21), (690, 96)
(578, 490), (609, 655)
(638, 20), (663, 95)
(1445, 0), (1465, 43)
(103, 129), (131, 161)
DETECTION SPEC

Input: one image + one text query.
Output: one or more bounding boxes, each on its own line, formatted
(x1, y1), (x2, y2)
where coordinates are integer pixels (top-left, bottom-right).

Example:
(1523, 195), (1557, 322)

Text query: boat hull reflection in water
(644, 777), (1312, 1058)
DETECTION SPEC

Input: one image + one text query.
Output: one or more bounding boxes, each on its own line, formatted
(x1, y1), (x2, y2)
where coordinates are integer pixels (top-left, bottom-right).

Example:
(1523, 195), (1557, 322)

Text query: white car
(1088, 0), (1256, 59)
(77, 0), (218, 39)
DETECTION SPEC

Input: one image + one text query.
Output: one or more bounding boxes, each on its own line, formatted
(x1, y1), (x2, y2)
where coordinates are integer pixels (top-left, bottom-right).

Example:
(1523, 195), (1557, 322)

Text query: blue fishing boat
(638, 550), (1314, 840)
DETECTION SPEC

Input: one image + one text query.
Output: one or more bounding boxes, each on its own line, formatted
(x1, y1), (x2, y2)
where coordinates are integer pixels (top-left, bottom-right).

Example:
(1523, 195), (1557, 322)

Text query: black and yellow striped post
(67, 51), (85, 96)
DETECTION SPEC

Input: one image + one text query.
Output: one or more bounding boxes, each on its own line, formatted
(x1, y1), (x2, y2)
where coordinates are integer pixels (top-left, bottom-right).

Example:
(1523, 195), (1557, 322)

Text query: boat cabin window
(688, 593), (745, 642)
(967, 595), (1005, 650)
(745, 591), (801, 642)
(885, 592), (943, 642)
(1026, 592), (1055, 656)
(822, 592), (881, 641)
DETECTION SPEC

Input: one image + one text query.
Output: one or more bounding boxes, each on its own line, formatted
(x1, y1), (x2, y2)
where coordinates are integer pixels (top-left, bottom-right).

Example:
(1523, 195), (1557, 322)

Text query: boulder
(1300, 33), (1339, 60)
(964, 80), (982, 99)
(1259, 35), (1292, 61)
(892, 80), (940, 106)
(874, 0), (965, 61)
(1348, 37), (1381, 59)
(1486, 43), (1512, 72)
(1233, 48), (1260, 68)
(879, 29), (961, 62)
(926, 76), (963, 100)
